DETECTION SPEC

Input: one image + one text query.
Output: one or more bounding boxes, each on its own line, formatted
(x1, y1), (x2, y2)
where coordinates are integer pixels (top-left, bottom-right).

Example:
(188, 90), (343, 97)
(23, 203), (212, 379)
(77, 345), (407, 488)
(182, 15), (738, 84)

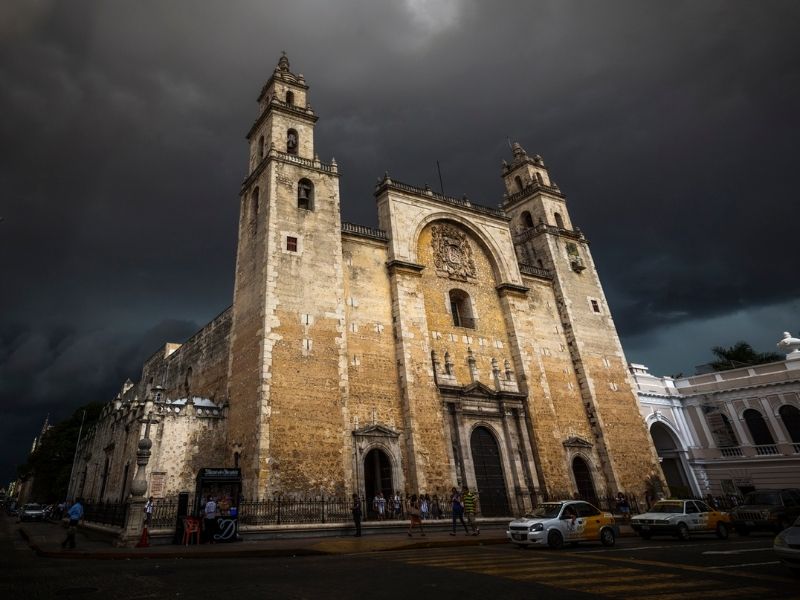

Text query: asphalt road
(2, 517), (796, 599)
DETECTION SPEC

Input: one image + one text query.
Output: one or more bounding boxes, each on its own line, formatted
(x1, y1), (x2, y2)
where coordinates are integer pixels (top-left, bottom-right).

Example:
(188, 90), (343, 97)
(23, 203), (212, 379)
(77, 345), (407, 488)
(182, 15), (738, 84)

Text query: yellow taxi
(630, 499), (731, 540)
(507, 500), (617, 549)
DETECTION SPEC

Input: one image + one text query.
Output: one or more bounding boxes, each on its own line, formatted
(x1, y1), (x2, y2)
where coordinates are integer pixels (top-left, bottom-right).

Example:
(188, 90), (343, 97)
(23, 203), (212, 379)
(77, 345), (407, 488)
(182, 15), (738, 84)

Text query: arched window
(536, 172), (544, 185)
(287, 128), (298, 155)
(449, 289), (475, 328)
(554, 212), (565, 229)
(708, 411), (738, 447)
(744, 409), (775, 446)
(250, 187), (260, 234)
(258, 135), (265, 159)
(521, 211), (534, 229)
(514, 175), (524, 192)
(298, 178), (314, 210)
(779, 405), (800, 443)
(286, 90), (295, 105)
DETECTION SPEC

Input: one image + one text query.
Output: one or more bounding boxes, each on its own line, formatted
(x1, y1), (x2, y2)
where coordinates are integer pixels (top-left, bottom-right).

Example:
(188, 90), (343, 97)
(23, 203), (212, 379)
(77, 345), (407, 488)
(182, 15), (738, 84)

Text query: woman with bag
(407, 494), (425, 537)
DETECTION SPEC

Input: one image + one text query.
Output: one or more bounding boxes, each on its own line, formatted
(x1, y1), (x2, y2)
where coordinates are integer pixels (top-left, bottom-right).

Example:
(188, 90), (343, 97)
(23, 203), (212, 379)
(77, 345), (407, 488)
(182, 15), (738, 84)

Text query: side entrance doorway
(364, 448), (392, 518)
(470, 426), (510, 516)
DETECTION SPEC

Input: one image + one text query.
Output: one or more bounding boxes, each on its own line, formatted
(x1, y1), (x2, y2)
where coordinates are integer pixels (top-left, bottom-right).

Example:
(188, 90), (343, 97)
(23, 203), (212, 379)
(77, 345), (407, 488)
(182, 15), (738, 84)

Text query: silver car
(774, 516), (800, 574)
(20, 503), (46, 522)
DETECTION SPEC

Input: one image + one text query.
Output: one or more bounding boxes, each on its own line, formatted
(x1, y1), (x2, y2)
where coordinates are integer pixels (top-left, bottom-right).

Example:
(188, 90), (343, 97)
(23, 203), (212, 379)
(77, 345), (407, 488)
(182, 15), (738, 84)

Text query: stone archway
(650, 421), (692, 496)
(571, 456), (598, 505)
(363, 448), (392, 517)
(470, 426), (510, 516)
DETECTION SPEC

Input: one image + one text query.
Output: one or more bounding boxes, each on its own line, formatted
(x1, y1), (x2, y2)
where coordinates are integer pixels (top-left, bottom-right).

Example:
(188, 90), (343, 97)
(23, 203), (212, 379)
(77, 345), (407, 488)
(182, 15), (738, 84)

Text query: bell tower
(227, 55), (349, 499)
(501, 142), (664, 496)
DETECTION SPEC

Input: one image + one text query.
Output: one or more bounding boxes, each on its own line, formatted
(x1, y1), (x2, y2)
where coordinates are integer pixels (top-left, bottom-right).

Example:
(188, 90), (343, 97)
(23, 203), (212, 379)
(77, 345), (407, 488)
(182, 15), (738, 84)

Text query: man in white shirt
(203, 496), (217, 543)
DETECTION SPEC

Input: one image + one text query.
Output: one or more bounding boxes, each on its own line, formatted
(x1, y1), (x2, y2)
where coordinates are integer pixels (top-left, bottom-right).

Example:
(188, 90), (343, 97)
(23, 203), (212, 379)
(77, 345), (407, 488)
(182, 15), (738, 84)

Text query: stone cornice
(240, 151), (338, 195)
(386, 259), (425, 277)
(496, 282), (529, 297)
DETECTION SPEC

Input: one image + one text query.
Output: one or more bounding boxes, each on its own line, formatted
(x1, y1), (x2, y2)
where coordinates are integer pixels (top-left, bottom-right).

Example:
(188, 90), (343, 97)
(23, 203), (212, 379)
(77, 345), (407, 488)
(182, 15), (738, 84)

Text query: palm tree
(709, 341), (782, 372)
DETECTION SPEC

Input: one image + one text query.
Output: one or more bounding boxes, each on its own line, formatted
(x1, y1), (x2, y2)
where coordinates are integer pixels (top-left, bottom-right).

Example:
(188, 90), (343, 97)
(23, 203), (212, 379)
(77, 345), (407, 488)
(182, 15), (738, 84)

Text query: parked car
(630, 499), (731, 540)
(774, 516), (800, 574)
(20, 503), (46, 522)
(730, 489), (800, 535)
(507, 500), (617, 549)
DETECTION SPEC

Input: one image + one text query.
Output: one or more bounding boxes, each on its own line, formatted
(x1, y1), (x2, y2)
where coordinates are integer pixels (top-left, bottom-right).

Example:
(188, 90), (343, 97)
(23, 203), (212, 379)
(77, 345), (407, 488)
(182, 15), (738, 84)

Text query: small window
(250, 187), (260, 234)
(522, 211), (534, 228)
(449, 289), (475, 329)
(576, 502), (600, 517)
(298, 178), (314, 210)
(286, 90), (295, 105)
(287, 128), (298, 155)
(514, 175), (524, 192)
(554, 212), (565, 229)
(286, 236), (298, 252)
(258, 135), (265, 159)
(591, 300), (600, 313)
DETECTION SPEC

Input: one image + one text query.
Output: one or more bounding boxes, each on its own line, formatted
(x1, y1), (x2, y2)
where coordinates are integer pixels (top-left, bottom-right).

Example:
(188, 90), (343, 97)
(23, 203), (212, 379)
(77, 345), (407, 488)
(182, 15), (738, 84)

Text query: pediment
(563, 436), (593, 449)
(352, 424), (400, 438)
(461, 381), (498, 398)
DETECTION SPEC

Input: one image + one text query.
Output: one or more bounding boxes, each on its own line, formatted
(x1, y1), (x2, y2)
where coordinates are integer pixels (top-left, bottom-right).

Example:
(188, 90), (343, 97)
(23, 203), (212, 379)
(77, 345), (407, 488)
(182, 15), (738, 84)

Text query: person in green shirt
(462, 486), (479, 536)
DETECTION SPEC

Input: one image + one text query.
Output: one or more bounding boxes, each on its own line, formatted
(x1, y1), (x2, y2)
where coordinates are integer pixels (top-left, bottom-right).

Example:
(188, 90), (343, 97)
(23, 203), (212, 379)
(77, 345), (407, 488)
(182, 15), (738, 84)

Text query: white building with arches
(631, 352), (800, 498)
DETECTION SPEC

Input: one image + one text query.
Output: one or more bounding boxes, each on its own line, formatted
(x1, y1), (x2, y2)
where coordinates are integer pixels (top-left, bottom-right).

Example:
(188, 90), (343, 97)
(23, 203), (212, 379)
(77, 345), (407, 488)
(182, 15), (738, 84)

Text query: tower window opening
(554, 212), (565, 229)
(591, 300), (600, 313)
(287, 128), (298, 155)
(250, 187), (260, 235)
(286, 236), (298, 252)
(449, 289), (475, 329)
(536, 172), (544, 185)
(514, 175), (524, 192)
(522, 211), (534, 229)
(286, 90), (295, 105)
(258, 135), (265, 159)
(298, 178), (314, 210)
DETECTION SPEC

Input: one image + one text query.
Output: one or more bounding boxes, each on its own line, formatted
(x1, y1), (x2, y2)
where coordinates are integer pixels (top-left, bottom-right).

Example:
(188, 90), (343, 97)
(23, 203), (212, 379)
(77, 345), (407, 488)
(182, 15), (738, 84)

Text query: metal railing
(518, 262), (552, 280)
(754, 444), (780, 456)
(720, 446), (743, 457)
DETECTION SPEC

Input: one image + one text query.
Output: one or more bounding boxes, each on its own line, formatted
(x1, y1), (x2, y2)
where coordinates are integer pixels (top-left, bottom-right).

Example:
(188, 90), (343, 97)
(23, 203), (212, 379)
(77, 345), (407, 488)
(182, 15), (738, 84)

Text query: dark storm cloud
(2, 0), (799, 483)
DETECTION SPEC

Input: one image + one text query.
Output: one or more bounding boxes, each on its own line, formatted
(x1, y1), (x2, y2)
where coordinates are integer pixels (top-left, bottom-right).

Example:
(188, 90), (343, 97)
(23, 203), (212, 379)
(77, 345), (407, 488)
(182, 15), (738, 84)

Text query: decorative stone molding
(431, 224), (477, 281)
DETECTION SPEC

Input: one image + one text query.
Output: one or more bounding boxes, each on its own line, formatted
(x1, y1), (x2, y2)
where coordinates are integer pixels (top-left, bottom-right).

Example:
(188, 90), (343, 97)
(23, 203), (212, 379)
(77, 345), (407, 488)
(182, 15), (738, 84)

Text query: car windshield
(743, 492), (780, 505)
(24, 504), (41, 510)
(525, 504), (563, 519)
(649, 502), (684, 513)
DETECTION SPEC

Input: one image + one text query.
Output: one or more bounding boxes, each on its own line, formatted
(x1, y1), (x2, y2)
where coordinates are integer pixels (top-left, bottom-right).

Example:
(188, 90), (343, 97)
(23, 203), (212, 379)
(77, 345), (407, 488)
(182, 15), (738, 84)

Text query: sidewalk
(16, 519), (637, 560)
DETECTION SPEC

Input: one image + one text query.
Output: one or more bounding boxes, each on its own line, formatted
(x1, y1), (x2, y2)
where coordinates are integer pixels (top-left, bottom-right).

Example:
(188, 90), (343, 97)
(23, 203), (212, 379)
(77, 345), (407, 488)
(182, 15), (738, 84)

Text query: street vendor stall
(194, 467), (242, 542)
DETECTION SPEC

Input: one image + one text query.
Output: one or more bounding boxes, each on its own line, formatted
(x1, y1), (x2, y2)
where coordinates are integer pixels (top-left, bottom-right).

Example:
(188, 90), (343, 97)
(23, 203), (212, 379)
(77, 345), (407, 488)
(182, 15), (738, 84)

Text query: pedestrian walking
(407, 494), (425, 537)
(616, 492), (630, 522)
(61, 498), (84, 550)
(462, 486), (479, 535)
(352, 493), (362, 537)
(420, 494), (429, 520)
(449, 487), (469, 535)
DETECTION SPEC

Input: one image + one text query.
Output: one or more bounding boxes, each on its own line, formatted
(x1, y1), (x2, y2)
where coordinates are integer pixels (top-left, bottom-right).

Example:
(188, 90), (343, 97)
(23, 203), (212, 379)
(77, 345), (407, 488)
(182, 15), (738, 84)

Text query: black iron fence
(82, 501), (127, 528)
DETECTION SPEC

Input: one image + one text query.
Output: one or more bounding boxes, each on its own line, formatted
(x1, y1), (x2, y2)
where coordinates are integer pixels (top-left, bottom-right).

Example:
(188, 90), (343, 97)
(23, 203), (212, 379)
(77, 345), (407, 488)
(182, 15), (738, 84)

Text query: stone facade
(70, 55), (664, 513)
(632, 355), (800, 498)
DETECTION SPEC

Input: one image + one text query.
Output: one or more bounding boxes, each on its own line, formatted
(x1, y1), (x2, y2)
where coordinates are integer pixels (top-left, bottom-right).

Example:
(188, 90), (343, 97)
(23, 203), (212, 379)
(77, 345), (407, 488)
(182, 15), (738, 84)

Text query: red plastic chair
(182, 517), (201, 546)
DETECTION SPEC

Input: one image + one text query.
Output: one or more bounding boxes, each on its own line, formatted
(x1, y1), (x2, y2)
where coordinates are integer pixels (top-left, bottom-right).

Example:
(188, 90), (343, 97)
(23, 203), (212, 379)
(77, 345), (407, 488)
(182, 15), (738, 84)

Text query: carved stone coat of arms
(431, 224), (476, 281)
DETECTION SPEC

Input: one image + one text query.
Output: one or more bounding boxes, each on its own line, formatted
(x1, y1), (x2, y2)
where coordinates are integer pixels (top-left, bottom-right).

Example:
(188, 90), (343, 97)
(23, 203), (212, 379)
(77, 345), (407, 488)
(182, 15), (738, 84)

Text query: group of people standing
(351, 486), (480, 538)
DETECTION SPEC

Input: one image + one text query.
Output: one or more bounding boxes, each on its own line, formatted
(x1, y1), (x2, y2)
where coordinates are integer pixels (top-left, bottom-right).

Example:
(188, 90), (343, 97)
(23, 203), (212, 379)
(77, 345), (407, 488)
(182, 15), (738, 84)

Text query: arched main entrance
(470, 426), (509, 516)
(364, 448), (392, 514)
(649, 422), (693, 496)
(571, 456), (598, 505)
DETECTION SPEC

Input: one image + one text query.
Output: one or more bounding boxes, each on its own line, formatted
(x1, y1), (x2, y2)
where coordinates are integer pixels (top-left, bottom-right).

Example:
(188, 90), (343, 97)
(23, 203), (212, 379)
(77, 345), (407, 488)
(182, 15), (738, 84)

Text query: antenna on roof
(436, 160), (445, 196)
(507, 137), (513, 150)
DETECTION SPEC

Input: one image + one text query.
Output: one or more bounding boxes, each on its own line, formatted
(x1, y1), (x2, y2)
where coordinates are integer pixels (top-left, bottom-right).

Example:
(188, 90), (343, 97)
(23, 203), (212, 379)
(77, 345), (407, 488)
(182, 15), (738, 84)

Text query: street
(1, 516), (796, 599)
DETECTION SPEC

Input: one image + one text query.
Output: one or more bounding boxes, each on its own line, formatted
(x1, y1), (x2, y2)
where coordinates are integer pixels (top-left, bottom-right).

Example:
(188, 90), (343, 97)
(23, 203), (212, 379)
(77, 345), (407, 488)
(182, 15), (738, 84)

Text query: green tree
(17, 402), (104, 503)
(709, 341), (782, 372)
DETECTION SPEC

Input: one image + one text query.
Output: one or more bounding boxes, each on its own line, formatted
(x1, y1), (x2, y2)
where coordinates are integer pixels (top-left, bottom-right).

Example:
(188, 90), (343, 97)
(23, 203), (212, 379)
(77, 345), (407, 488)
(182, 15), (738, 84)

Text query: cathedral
(69, 55), (664, 515)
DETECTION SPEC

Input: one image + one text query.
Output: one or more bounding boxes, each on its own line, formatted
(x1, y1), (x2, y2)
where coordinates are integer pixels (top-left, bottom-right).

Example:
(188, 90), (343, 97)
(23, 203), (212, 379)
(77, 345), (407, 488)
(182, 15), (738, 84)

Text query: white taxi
(630, 499), (731, 540)
(507, 500), (617, 549)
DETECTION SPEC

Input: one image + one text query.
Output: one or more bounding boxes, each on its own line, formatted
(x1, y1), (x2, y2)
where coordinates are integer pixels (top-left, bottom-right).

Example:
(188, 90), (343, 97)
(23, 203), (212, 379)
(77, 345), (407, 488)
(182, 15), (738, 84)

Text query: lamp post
(117, 410), (154, 547)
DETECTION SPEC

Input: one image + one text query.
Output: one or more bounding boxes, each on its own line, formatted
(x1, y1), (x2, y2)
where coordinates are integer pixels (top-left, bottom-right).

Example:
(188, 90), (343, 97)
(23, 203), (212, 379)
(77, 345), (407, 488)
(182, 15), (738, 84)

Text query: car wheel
(600, 527), (616, 547)
(735, 526), (749, 536)
(547, 530), (564, 550)
(676, 523), (690, 541)
(639, 532), (652, 540)
(715, 522), (729, 540)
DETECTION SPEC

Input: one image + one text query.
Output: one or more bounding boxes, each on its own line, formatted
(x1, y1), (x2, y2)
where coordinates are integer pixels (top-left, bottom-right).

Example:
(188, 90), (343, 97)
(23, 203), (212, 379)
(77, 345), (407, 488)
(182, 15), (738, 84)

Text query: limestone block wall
(139, 308), (232, 404)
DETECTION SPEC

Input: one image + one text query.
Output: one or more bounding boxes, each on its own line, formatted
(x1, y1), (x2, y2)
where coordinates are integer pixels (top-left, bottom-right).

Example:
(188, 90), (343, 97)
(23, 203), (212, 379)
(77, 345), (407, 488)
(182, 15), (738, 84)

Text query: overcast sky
(2, 0), (798, 486)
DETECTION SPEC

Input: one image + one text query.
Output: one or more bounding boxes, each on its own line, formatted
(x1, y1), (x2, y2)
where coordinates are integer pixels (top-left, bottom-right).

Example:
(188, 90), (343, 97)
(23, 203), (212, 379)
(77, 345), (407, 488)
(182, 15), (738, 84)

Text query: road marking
(702, 547), (772, 555)
(707, 561), (781, 569)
